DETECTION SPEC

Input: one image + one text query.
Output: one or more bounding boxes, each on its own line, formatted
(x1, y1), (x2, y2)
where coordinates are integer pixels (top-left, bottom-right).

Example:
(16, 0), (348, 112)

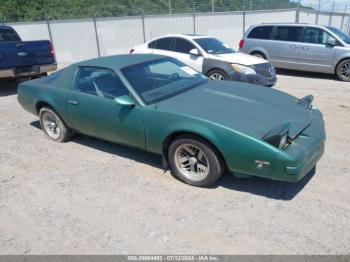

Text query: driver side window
(302, 28), (331, 44)
(75, 67), (129, 99)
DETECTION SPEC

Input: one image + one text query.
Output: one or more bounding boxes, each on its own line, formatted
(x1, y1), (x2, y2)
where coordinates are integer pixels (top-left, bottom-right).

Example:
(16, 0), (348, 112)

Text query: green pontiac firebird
(17, 54), (326, 187)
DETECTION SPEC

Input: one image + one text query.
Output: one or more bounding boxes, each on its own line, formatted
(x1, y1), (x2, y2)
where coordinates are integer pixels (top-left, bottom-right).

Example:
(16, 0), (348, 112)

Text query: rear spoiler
(297, 95), (314, 109)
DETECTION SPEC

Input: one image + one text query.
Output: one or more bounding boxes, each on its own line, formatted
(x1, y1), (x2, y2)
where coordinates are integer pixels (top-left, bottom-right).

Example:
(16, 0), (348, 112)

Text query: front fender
(143, 108), (280, 178)
(202, 58), (233, 77)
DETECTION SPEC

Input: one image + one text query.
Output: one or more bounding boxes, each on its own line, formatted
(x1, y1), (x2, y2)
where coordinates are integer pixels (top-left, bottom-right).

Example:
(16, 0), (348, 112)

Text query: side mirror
(326, 37), (336, 46)
(114, 95), (135, 108)
(189, 48), (201, 56)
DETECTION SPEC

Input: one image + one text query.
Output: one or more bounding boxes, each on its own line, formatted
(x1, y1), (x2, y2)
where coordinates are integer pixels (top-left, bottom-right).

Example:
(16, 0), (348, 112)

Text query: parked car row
(2, 23), (349, 84)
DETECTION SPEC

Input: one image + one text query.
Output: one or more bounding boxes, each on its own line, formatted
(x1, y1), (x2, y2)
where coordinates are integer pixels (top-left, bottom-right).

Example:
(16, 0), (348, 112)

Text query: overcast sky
(290, 0), (350, 12)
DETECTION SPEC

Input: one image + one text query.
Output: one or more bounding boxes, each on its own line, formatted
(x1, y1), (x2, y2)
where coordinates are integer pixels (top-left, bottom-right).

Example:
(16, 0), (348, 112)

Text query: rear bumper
(0, 64), (57, 79)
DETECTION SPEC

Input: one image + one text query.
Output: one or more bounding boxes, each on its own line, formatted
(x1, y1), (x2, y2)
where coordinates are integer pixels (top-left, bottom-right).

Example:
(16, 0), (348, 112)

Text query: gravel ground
(0, 70), (349, 255)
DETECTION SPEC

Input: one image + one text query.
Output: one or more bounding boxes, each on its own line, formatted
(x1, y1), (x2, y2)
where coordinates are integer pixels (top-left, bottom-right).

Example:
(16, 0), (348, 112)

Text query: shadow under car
(30, 120), (315, 200)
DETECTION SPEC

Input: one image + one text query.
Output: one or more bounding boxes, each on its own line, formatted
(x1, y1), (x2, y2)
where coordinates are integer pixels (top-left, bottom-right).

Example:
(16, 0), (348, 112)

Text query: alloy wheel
(42, 112), (61, 140)
(174, 143), (210, 182)
(340, 62), (350, 80)
(209, 72), (225, 80)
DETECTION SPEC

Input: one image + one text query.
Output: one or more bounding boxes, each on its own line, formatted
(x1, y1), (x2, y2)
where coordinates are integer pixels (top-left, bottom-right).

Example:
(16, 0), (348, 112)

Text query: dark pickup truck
(0, 25), (56, 80)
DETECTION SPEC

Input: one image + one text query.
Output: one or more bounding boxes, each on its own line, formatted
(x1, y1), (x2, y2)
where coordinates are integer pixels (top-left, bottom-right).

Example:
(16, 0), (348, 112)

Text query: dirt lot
(0, 71), (349, 255)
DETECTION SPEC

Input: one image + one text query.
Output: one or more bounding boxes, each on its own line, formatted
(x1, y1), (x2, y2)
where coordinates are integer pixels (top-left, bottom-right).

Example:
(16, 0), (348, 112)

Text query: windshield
(194, 38), (235, 54)
(121, 58), (207, 105)
(0, 28), (21, 42)
(326, 26), (350, 44)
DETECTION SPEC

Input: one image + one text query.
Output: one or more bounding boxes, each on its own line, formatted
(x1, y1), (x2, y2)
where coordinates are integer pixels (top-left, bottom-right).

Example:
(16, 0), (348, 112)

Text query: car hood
(156, 81), (312, 139)
(207, 52), (267, 66)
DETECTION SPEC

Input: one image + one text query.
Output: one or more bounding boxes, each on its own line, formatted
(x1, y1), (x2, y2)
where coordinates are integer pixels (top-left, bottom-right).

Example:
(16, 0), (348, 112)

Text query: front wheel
(39, 107), (72, 142)
(207, 69), (229, 81)
(168, 135), (224, 187)
(336, 59), (350, 82)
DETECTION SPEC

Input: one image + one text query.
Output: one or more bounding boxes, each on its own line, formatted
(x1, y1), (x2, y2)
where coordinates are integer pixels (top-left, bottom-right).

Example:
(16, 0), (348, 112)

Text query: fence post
(46, 15), (54, 46)
(340, 4), (348, 31)
(295, 0), (301, 23)
(242, 0), (246, 36)
(193, 8), (196, 34)
(141, 8), (146, 43)
(92, 14), (101, 58)
(329, 1), (335, 26)
(315, 0), (321, 24)
(242, 11), (246, 36)
(168, 0), (172, 15)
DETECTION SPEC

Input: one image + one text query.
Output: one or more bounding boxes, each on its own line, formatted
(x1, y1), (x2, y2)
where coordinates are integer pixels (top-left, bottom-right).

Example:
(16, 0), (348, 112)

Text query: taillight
(239, 39), (244, 49)
(49, 43), (55, 57)
(130, 48), (135, 54)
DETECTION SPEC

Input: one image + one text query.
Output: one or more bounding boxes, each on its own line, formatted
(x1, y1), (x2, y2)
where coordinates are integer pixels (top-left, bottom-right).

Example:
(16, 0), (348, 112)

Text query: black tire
(168, 135), (224, 187)
(207, 69), (229, 81)
(39, 107), (72, 142)
(251, 52), (266, 59)
(335, 59), (350, 82)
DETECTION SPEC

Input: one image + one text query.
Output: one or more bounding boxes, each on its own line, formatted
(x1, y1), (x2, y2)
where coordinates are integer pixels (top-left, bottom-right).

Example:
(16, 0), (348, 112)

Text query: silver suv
(239, 24), (350, 81)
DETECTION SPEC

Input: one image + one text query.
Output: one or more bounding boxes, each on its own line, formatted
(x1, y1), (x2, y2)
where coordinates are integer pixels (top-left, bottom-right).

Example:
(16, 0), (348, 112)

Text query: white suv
(131, 34), (277, 87)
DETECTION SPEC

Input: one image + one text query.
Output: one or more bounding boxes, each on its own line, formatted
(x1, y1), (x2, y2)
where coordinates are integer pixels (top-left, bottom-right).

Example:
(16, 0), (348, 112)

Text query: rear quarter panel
(17, 67), (75, 123)
(240, 39), (270, 60)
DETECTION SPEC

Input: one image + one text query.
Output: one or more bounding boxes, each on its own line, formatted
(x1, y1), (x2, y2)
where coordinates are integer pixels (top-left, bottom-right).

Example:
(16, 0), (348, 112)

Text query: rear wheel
(168, 135), (224, 187)
(39, 107), (72, 142)
(251, 52), (266, 59)
(336, 59), (350, 82)
(207, 69), (229, 81)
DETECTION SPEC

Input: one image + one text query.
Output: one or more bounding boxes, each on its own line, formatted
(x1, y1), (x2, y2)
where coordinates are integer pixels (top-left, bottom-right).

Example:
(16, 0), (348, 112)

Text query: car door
(66, 66), (145, 149)
(297, 27), (336, 73)
(173, 37), (204, 72)
(149, 37), (176, 56)
(268, 26), (303, 70)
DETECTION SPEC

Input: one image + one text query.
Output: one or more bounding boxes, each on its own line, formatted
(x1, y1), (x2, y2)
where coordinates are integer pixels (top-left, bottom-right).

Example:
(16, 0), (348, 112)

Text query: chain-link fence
(3, 2), (350, 68)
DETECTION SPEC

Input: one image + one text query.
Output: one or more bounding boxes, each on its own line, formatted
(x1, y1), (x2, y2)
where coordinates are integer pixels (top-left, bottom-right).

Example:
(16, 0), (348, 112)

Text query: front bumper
(0, 64), (57, 79)
(228, 69), (277, 87)
(248, 74), (277, 87)
(271, 109), (326, 182)
(274, 140), (325, 182)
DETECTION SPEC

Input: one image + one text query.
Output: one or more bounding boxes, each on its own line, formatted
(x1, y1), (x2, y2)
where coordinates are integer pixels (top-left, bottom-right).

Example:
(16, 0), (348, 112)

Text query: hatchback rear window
(248, 26), (273, 40)
(0, 28), (21, 42)
(273, 26), (303, 42)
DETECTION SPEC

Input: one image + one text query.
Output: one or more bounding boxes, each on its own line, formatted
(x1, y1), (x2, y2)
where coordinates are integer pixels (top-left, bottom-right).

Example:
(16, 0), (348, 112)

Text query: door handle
(68, 100), (78, 105)
(302, 46), (310, 50)
(290, 45), (298, 49)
